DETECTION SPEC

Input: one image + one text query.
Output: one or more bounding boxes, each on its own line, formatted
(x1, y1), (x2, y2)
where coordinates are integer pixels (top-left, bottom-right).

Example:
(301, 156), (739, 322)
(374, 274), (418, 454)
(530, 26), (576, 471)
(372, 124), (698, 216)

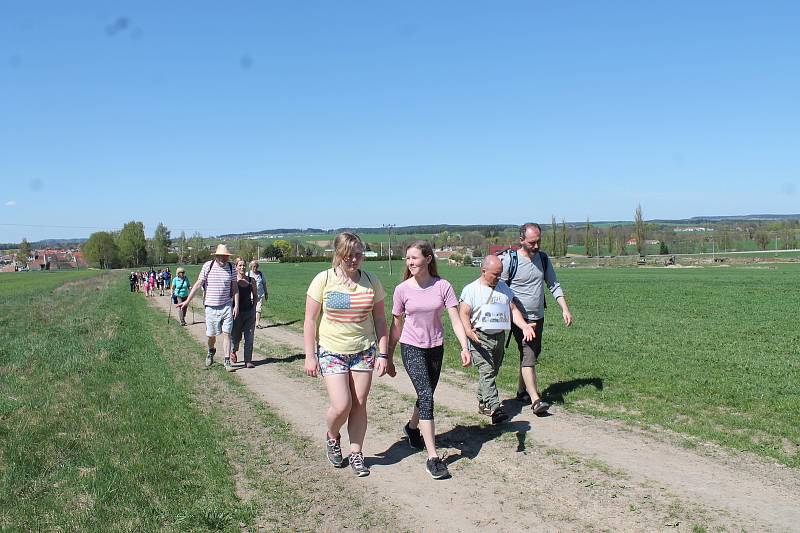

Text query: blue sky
(1, 1), (798, 242)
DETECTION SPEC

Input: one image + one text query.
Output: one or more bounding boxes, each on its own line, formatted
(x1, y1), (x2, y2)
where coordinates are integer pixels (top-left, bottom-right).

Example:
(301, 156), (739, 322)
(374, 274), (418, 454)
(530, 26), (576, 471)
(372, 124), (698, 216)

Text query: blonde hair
(402, 240), (439, 280)
(331, 232), (365, 269)
(235, 257), (246, 268)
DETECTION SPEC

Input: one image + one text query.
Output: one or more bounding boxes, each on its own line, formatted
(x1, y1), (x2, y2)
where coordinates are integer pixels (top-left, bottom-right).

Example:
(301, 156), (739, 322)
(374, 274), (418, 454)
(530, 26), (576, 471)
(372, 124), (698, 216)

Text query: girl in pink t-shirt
(387, 241), (471, 479)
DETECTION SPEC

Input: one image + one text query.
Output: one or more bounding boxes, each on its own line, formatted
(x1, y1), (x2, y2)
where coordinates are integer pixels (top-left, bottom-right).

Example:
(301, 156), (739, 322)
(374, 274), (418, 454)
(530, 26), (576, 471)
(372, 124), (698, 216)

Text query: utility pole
(596, 229), (600, 268)
(383, 224), (396, 275)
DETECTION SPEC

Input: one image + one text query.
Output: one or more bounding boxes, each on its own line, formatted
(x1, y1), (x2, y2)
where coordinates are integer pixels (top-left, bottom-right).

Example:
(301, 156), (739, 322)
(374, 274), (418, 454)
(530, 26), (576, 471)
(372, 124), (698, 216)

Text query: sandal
(532, 399), (550, 415)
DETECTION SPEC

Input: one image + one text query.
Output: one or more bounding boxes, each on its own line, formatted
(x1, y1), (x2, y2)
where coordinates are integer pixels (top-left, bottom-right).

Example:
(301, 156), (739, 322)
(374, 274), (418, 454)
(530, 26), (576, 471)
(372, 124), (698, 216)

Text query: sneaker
(230, 351), (238, 364)
(426, 457), (450, 480)
(515, 390), (532, 404)
(245, 362), (255, 369)
(478, 402), (492, 416)
(223, 357), (235, 372)
(491, 408), (509, 425)
(532, 399), (551, 415)
(180, 321), (187, 326)
(326, 434), (344, 468)
(205, 348), (216, 368)
(403, 422), (425, 450)
(349, 451), (370, 477)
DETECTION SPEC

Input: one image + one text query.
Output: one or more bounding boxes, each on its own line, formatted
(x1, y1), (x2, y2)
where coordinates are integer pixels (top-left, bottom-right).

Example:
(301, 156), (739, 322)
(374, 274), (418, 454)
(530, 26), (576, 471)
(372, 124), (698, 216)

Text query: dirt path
(150, 296), (800, 532)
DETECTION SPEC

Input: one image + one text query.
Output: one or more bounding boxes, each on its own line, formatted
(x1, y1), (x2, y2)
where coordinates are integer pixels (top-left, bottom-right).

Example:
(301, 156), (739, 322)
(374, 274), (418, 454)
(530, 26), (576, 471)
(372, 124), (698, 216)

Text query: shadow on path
(254, 352), (305, 366)
(264, 319), (301, 328)
(542, 378), (603, 404)
(369, 421), (531, 468)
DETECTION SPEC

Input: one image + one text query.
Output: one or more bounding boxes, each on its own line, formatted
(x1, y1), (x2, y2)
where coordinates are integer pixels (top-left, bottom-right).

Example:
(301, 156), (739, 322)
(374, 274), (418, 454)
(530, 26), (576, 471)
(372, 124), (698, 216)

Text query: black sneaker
(515, 390), (532, 404)
(426, 457), (450, 479)
(404, 422), (425, 450)
(478, 402), (492, 416)
(349, 451), (370, 477)
(325, 434), (344, 468)
(491, 408), (509, 425)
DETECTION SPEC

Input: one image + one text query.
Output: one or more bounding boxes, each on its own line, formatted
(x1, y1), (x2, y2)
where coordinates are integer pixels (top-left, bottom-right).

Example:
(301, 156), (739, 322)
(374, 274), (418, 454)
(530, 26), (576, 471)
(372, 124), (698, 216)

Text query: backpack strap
(539, 251), (549, 310)
(505, 249), (518, 288)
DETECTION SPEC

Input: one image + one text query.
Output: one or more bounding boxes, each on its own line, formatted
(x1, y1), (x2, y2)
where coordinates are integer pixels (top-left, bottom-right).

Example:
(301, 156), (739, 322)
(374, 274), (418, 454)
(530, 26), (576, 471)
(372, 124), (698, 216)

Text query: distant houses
(673, 226), (713, 233)
(626, 239), (661, 246)
(0, 249), (87, 272)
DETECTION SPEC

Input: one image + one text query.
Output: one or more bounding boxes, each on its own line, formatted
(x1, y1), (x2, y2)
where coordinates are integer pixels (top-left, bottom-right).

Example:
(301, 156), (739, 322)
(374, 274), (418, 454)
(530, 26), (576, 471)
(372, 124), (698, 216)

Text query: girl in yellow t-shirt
(303, 232), (388, 477)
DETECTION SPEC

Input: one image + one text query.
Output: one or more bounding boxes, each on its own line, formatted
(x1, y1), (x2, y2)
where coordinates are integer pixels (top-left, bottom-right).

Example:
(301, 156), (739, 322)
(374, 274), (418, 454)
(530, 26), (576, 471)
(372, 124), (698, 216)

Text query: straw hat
(213, 244), (232, 256)
(176, 267), (186, 274)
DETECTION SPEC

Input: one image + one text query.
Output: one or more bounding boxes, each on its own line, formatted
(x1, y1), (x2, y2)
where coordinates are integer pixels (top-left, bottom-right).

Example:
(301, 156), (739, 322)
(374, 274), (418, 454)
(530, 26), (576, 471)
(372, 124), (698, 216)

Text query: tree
(236, 239), (258, 260)
(274, 239), (292, 258)
(634, 204), (645, 255)
(561, 218), (568, 256)
(152, 222), (171, 265)
(82, 232), (119, 269)
(18, 238), (31, 261)
(616, 234), (627, 256)
(584, 219), (592, 256)
(754, 230), (769, 250)
(116, 221), (147, 267)
(177, 231), (187, 263)
(659, 241), (669, 254)
(550, 215), (558, 256)
(189, 232), (204, 264)
(781, 224), (797, 250)
(607, 227), (615, 254)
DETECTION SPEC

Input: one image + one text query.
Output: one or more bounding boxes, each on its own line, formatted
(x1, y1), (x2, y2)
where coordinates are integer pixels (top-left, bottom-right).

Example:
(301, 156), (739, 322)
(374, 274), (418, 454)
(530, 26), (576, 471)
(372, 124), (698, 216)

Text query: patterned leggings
(400, 343), (444, 421)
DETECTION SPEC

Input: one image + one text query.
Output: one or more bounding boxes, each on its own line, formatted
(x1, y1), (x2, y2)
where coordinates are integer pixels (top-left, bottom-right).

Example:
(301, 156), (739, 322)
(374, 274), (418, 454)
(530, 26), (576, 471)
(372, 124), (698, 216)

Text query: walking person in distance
(177, 244), (239, 371)
(230, 258), (258, 369)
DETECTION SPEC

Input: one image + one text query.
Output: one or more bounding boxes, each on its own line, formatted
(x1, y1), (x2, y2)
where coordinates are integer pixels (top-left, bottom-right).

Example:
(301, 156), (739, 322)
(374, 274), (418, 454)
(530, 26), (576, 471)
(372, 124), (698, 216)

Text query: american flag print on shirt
(325, 290), (374, 323)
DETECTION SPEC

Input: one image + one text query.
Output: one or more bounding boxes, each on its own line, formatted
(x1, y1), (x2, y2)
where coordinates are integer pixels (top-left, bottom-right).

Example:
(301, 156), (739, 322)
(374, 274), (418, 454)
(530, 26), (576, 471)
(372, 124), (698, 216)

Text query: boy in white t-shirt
(459, 256), (534, 424)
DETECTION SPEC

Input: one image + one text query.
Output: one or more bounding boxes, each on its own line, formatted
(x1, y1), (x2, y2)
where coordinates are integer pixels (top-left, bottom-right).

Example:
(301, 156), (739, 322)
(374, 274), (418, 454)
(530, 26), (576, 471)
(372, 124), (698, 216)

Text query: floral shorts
(318, 344), (376, 377)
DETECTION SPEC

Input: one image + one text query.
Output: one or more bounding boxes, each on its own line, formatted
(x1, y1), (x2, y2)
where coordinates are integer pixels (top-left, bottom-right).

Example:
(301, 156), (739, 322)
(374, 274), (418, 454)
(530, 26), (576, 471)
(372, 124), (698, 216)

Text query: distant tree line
(75, 210), (800, 269)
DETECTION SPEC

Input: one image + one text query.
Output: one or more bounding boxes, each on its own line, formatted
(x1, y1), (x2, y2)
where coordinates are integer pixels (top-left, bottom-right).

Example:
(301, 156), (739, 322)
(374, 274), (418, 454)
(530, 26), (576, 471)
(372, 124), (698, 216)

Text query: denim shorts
(318, 344), (376, 377)
(205, 303), (233, 337)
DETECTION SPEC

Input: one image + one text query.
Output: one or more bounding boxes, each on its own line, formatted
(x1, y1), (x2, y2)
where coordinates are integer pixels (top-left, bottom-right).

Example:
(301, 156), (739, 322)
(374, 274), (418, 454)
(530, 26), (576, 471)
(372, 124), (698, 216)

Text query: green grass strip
(0, 272), (251, 531)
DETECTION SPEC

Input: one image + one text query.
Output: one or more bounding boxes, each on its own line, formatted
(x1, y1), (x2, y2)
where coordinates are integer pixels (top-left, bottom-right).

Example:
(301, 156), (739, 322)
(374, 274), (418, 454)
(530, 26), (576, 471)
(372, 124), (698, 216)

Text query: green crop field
(179, 259), (800, 467)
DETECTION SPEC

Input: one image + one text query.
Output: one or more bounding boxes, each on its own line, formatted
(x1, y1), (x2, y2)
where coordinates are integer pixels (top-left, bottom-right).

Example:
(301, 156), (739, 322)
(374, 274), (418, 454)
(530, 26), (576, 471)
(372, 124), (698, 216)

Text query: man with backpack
(177, 244), (239, 371)
(500, 223), (574, 415)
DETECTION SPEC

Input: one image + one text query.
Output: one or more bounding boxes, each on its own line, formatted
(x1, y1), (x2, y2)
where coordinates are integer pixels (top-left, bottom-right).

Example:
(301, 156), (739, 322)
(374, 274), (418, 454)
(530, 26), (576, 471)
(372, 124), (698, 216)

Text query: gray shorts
(205, 303), (233, 337)
(512, 319), (544, 367)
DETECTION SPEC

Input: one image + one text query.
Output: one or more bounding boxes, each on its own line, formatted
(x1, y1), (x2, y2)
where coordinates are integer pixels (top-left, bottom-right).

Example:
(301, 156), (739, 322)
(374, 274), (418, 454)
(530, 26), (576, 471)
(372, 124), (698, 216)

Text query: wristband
(377, 354), (389, 359)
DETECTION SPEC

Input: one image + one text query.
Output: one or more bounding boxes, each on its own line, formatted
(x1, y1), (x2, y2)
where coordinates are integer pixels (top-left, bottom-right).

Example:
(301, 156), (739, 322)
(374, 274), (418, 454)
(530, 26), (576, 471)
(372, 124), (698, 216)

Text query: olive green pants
(469, 330), (506, 413)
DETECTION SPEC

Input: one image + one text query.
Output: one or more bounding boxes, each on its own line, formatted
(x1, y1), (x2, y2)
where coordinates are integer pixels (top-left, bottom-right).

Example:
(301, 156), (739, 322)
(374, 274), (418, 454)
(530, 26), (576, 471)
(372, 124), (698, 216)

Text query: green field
(0, 271), (392, 530)
(180, 260), (800, 467)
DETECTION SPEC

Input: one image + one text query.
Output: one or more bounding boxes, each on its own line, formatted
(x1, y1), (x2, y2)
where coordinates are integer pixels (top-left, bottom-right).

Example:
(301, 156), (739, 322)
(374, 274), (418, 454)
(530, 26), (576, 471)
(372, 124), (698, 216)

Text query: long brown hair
(331, 232), (365, 270)
(402, 240), (439, 281)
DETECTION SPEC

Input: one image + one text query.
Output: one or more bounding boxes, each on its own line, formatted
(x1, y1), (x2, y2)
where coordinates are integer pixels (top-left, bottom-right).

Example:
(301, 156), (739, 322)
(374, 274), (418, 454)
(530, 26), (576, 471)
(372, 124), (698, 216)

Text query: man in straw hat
(177, 244), (239, 371)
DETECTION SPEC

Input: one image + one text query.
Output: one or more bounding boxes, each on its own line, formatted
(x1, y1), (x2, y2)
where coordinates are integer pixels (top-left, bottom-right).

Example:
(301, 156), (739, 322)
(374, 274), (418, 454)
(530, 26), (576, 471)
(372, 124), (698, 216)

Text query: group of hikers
(175, 252), (269, 366)
(175, 223), (572, 481)
(129, 268), (173, 297)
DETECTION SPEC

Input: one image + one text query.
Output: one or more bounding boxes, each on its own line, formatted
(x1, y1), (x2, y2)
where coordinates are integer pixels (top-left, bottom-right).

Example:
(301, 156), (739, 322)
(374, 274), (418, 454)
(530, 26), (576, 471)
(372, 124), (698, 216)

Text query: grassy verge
(176, 261), (800, 467)
(0, 271), (397, 531)
(0, 272), (253, 530)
